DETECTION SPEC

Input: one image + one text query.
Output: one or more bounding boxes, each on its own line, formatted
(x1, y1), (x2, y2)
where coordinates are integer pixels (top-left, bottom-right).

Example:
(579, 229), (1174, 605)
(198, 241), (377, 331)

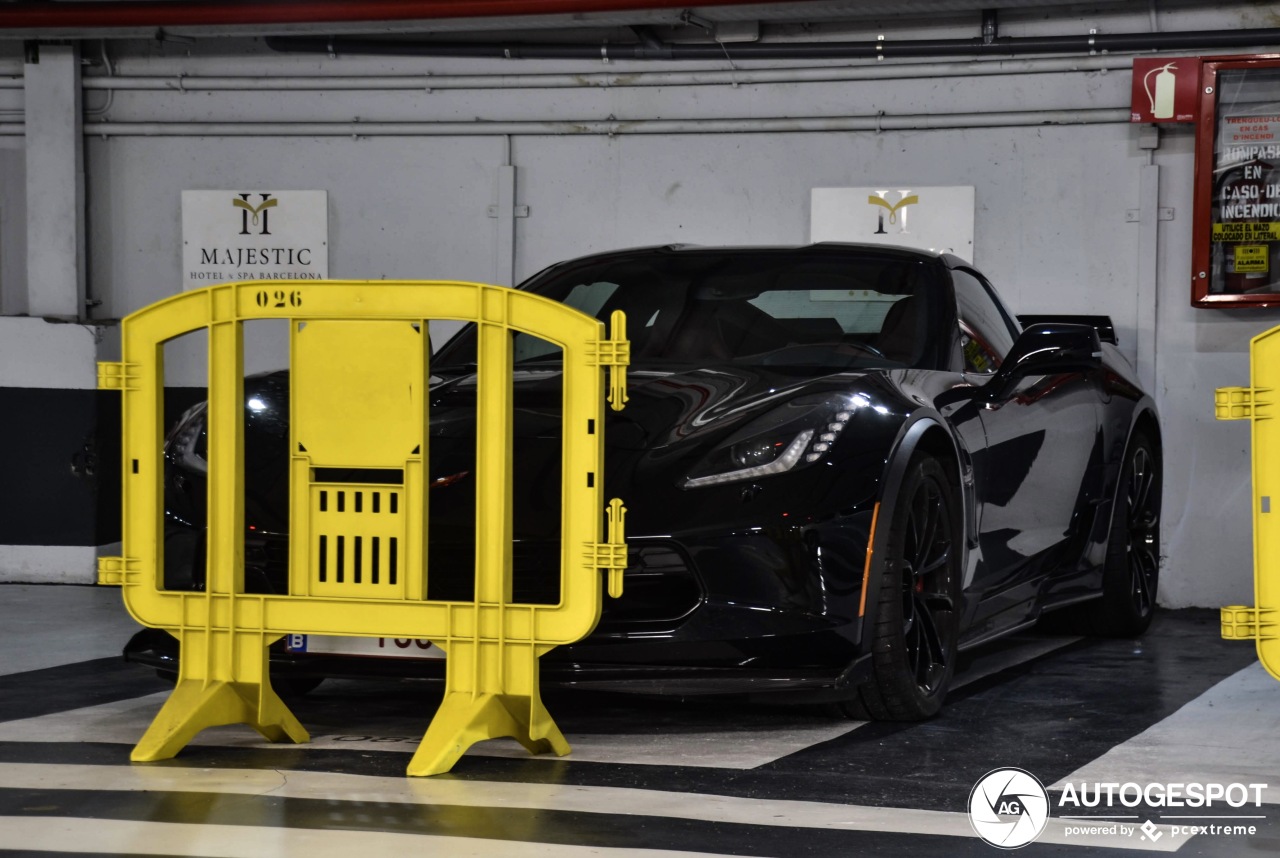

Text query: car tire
(1089, 431), (1161, 637)
(845, 453), (961, 721)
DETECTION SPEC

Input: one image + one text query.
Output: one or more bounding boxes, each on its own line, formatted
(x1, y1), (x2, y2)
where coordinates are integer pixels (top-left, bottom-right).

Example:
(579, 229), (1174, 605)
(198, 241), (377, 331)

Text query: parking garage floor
(0, 583), (1277, 857)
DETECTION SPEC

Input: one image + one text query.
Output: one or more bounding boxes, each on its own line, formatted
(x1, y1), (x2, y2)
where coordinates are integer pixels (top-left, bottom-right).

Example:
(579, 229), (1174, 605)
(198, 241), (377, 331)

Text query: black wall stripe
(0, 386), (205, 548)
(0, 388), (119, 546)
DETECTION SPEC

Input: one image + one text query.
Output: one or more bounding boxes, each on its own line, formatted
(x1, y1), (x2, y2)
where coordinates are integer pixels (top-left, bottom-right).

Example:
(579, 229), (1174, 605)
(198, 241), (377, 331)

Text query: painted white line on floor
(450, 722), (862, 768)
(0, 692), (862, 769)
(0, 816), (747, 858)
(0, 762), (1186, 851)
(1052, 662), (1280, 806)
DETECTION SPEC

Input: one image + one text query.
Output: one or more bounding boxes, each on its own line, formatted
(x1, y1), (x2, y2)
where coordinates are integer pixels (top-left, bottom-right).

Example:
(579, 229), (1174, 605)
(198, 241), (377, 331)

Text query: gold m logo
(868, 191), (919, 234)
(233, 193), (278, 235)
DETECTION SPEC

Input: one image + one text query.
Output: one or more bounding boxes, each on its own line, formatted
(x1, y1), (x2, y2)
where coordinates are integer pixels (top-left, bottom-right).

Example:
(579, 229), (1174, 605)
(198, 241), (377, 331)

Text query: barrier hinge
(585, 498), (628, 598)
(586, 310), (630, 411)
(1215, 386), (1270, 421)
(97, 555), (141, 587)
(1221, 605), (1278, 641)
(97, 361), (140, 391)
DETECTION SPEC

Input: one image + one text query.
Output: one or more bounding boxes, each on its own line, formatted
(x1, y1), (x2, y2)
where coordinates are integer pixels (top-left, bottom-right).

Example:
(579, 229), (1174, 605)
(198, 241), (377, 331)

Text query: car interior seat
(875, 296), (921, 364)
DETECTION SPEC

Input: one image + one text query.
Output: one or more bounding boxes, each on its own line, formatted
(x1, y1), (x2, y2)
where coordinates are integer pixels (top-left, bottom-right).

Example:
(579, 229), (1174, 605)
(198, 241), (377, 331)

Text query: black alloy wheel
(849, 453), (961, 721)
(1093, 432), (1161, 636)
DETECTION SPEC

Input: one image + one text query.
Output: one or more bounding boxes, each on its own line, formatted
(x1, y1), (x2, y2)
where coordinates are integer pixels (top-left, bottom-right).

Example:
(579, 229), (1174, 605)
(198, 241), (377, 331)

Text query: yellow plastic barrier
(98, 280), (629, 775)
(1215, 324), (1280, 681)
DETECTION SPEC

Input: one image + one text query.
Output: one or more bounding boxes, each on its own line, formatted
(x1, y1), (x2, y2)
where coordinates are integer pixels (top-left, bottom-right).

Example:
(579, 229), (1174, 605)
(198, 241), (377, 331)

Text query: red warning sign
(1131, 57), (1201, 123)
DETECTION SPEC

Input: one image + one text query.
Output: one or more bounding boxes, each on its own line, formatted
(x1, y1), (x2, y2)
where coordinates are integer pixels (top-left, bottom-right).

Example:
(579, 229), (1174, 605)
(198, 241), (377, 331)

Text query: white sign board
(810, 186), (975, 263)
(182, 190), (328, 290)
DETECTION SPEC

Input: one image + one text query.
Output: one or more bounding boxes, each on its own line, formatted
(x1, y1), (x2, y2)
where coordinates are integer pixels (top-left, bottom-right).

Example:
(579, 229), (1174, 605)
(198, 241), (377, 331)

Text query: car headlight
(682, 397), (861, 489)
(166, 402), (208, 475)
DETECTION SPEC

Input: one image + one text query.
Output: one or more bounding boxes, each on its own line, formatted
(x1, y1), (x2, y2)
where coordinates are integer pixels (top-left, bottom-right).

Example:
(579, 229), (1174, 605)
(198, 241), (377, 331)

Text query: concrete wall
(2, 2), (1277, 606)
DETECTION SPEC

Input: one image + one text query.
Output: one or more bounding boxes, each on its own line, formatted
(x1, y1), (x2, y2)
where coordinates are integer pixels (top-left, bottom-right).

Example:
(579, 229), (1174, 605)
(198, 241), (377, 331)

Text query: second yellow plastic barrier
(1215, 324), (1280, 681)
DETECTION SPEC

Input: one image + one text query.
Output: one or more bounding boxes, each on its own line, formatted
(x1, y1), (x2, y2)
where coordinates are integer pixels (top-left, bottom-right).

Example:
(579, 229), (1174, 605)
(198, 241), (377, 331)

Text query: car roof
(549, 242), (946, 266)
(523, 243), (957, 288)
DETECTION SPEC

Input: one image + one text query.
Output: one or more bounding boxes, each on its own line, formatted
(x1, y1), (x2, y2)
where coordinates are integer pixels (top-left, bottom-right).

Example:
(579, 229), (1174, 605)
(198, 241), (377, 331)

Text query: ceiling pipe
(629, 26), (672, 59)
(69, 54), (1143, 94)
(0, 0), (763, 29)
(265, 26), (1280, 61)
(53, 107), (1128, 137)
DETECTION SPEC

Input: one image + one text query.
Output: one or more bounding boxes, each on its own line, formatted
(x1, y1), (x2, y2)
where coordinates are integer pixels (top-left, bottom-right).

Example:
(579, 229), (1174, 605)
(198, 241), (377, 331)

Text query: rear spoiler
(1017, 314), (1117, 346)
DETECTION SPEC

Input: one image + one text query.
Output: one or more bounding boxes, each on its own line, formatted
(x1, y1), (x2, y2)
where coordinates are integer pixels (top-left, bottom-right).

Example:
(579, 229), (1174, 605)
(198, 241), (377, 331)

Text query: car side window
(951, 268), (1019, 374)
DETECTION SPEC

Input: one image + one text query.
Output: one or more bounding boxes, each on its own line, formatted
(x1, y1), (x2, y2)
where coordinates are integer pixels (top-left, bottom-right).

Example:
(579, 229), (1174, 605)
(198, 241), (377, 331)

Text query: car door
(951, 267), (1105, 638)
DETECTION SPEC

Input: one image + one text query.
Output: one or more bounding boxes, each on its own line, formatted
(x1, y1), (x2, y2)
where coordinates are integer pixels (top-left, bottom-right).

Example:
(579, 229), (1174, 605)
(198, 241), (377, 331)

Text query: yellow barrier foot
(406, 691), (570, 777)
(131, 679), (310, 762)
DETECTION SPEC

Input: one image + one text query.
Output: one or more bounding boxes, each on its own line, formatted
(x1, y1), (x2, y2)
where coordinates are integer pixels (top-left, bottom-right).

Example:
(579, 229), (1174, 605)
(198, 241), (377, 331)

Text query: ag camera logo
(969, 768), (1050, 849)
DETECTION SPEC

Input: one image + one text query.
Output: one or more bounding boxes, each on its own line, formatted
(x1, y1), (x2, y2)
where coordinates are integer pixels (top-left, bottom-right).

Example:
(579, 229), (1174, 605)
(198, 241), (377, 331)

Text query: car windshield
(435, 249), (944, 372)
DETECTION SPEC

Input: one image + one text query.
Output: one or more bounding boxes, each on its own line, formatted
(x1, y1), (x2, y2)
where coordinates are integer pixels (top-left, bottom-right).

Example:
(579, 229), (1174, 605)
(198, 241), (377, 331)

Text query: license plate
(285, 634), (445, 660)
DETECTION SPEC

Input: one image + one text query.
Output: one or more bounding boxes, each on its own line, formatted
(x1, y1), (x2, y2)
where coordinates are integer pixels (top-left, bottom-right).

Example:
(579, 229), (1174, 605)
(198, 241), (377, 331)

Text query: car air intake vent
(597, 544), (702, 632)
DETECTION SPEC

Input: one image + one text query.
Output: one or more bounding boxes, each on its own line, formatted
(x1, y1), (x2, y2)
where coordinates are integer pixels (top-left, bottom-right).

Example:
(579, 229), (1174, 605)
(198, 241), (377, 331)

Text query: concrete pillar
(24, 43), (85, 320)
(4, 45), (104, 584)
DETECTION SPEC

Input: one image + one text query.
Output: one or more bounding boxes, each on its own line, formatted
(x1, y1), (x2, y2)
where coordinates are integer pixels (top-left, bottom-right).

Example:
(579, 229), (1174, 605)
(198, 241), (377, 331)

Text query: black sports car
(129, 243), (1162, 720)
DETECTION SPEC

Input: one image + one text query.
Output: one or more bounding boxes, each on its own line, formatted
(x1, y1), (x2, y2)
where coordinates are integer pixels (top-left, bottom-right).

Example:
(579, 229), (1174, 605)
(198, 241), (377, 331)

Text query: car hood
(430, 362), (878, 452)
(226, 363), (901, 541)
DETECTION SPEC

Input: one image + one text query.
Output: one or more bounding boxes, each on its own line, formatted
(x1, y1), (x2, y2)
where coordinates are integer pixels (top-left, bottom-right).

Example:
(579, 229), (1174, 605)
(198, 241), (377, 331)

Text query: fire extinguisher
(1143, 62), (1177, 120)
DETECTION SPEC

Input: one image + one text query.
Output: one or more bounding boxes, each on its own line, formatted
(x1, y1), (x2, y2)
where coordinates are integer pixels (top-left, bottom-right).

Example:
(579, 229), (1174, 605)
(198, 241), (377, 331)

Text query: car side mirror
(983, 323), (1102, 401)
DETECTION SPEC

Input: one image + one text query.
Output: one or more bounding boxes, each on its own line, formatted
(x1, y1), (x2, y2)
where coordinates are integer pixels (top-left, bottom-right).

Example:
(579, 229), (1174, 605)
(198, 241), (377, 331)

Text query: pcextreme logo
(969, 768), (1050, 849)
